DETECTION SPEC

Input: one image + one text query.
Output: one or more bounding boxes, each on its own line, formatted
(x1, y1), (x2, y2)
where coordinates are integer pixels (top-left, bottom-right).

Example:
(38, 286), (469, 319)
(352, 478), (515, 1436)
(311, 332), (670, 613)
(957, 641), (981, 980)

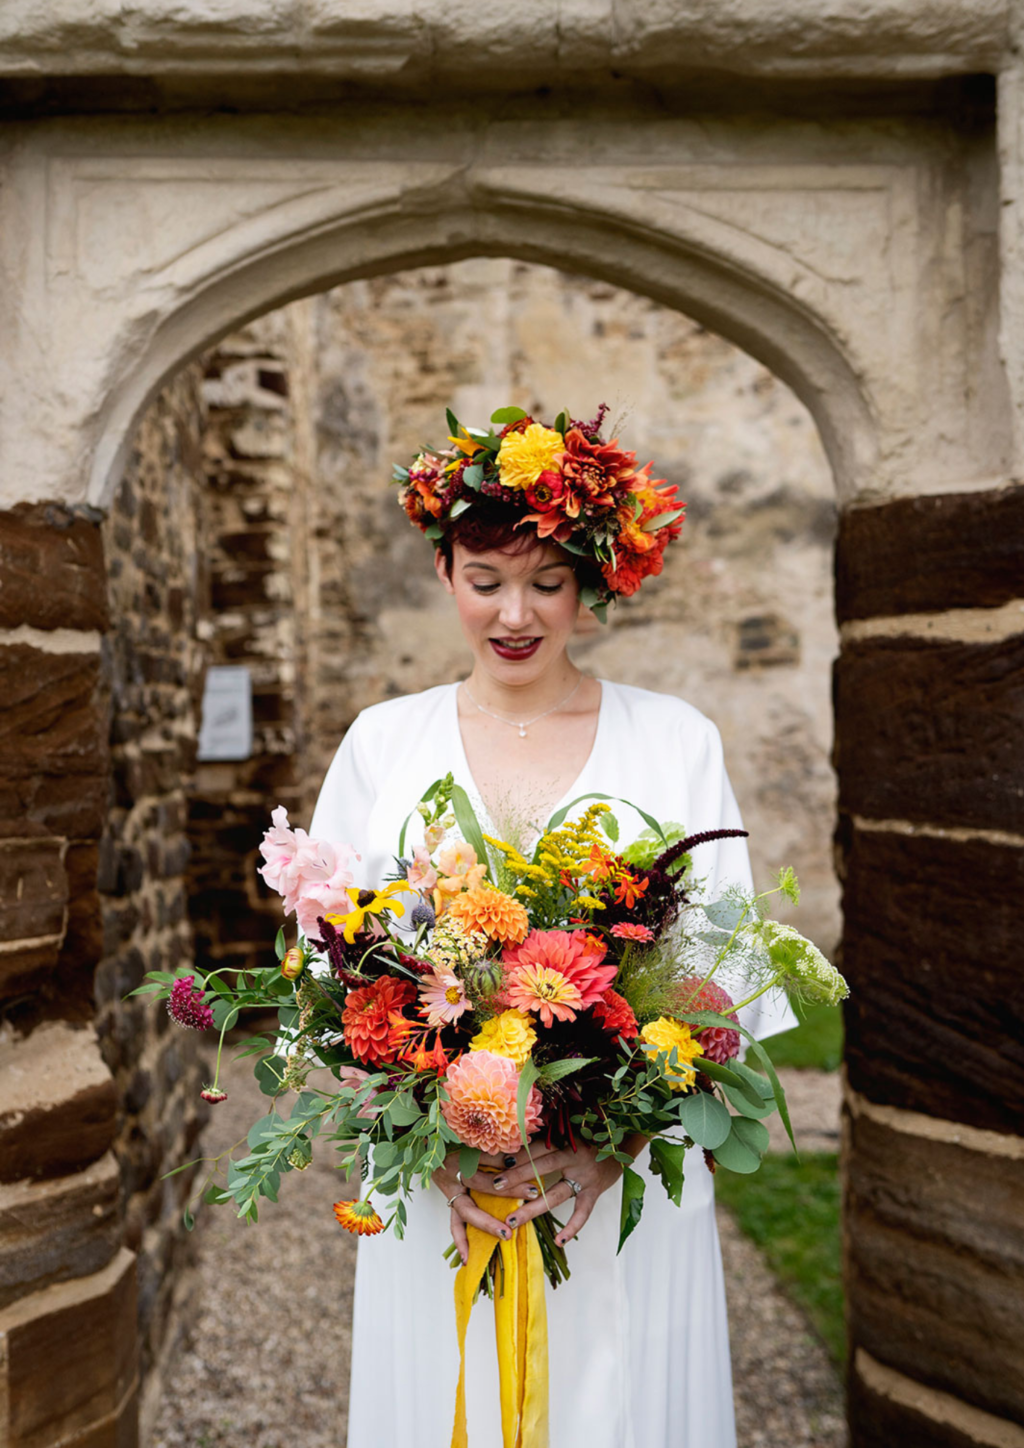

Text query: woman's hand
(433, 1149), (541, 1264)
(486, 1135), (649, 1247)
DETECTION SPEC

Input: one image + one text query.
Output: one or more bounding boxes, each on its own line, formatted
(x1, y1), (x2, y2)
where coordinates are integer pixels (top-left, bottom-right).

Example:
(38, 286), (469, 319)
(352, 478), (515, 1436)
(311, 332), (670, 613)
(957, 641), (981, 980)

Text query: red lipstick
(490, 637), (542, 661)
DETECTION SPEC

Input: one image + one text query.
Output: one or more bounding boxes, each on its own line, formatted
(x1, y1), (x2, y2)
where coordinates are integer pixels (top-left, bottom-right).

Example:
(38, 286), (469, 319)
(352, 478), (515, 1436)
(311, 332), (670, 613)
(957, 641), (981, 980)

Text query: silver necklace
(461, 674), (584, 738)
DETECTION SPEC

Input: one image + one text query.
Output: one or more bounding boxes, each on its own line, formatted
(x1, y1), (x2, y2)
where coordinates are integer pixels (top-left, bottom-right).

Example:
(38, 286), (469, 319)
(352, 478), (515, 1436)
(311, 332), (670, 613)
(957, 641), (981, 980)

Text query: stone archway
(0, 62), (1022, 1448)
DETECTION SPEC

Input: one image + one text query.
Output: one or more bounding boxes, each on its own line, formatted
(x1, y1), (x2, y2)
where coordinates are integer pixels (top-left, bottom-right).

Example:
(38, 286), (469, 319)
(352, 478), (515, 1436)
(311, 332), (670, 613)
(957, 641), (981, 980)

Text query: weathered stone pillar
(834, 484), (1024, 1446)
(0, 503), (138, 1447)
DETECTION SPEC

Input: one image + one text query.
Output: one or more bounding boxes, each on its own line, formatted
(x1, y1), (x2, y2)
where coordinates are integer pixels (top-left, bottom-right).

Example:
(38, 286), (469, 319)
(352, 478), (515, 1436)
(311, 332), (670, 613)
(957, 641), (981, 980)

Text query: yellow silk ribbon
(451, 1191), (549, 1448)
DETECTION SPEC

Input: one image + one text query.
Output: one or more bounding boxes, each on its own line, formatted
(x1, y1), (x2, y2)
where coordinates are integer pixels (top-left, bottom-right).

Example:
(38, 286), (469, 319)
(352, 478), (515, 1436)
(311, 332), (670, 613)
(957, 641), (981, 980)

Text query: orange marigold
(446, 885), (529, 945)
(333, 1198), (384, 1236)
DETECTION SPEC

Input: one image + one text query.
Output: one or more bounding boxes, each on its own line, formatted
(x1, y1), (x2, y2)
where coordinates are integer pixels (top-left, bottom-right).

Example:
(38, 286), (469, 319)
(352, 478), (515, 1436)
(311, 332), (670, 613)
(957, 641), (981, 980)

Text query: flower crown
(393, 404), (686, 619)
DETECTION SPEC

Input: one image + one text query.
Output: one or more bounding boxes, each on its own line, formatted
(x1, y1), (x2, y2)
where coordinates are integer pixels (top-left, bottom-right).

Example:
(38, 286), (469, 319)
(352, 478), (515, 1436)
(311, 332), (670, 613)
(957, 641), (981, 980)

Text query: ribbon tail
(451, 1191), (549, 1448)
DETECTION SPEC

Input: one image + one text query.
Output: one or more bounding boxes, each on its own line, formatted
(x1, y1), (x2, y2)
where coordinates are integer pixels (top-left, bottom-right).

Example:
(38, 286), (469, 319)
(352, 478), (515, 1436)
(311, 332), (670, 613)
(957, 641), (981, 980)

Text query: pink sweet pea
(406, 846), (438, 892)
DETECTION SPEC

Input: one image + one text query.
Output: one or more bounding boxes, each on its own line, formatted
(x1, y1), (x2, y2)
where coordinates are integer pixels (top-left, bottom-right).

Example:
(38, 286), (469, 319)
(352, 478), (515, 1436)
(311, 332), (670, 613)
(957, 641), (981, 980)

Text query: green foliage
(714, 1154), (844, 1366)
(617, 1165), (645, 1253)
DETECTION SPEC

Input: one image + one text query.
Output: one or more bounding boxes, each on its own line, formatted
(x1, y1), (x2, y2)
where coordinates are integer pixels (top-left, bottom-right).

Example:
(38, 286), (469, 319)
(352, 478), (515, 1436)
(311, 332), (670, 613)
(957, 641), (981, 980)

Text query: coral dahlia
(504, 929), (617, 1009)
(441, 1049), (542, 1155)
(591, 988), (639, 1039)
(341, 976), (416, 1065)
(446, 886), (529, 946)
(671, 976), (741, 1063)
(167, 975), (214, 1031)
(506, 963), (583, 1027)
(333, 1199), (384, 1236)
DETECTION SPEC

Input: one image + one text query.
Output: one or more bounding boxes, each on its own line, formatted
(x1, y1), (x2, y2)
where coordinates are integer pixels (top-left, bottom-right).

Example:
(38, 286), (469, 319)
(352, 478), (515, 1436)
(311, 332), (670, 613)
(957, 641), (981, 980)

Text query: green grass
(715, 1153), (844, 1367)
(766, 1000), (844, 1072)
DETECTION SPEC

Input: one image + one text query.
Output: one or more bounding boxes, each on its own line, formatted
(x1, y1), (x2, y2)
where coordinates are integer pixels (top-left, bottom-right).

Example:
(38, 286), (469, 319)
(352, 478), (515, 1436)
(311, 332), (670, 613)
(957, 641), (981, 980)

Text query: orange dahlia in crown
(392, 403), (686, 617)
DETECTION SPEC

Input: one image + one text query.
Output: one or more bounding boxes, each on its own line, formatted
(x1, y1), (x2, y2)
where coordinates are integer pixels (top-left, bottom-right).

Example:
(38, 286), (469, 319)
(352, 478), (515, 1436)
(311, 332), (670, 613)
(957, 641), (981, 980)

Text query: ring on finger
(564, 1177), (582, 1198)
(446, 1189), (468, 1210)
(456, 1169), (464, 1185)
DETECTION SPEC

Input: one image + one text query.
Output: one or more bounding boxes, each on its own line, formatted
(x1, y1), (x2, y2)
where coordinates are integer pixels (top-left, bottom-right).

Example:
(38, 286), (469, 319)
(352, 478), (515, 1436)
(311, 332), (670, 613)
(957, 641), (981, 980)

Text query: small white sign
(197, 666), (253, 761)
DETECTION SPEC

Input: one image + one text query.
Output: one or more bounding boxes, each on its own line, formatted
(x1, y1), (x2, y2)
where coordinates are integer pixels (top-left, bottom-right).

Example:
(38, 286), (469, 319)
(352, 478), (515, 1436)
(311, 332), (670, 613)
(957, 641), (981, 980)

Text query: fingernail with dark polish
(500, 1228), (510, 1238)
(527, 1187), (538, 1198)
(504, 1154), (517, 1167)
(493, 1177), (506, 1189)
(507, 1217), (517, 1228)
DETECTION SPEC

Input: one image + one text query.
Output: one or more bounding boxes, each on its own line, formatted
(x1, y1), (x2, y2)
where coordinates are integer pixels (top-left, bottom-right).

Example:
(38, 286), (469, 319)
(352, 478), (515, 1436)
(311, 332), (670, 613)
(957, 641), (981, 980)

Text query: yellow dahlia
(498, 423), (565, 491)
(447, 885), (530, 945)
(640, 1017), (700, 1091)
(333, 1198), (384, 1236)
(470, 1009), (537, 1066)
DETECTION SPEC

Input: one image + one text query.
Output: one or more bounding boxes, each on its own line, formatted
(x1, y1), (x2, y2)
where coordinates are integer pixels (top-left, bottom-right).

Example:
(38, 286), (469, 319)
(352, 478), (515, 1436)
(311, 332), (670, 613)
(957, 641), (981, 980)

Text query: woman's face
(434, 540), (580, 688)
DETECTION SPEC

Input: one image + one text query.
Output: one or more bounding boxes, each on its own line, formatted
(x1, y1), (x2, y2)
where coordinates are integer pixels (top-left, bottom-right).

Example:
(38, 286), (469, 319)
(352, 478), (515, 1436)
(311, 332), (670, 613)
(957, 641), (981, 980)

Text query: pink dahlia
(610, 922), (655, 944)
(441, 1049), (542, 1155)
(504, 930), (617, 1011)
(167, 975), (214, 1031)
(671, 976), (741, 1063)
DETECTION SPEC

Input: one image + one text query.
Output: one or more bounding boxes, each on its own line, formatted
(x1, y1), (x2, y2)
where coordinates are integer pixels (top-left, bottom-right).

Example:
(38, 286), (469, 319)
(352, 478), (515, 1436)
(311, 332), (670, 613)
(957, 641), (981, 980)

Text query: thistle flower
(411, 899), (436, 929)
(167, 975), (214, 1031)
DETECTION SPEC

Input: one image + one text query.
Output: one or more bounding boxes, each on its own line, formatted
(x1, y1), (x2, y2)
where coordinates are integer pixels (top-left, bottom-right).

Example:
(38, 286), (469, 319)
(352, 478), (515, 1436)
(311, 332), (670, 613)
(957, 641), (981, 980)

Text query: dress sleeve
(309, 713), (378, 847)
(684, 717), (797, 1045)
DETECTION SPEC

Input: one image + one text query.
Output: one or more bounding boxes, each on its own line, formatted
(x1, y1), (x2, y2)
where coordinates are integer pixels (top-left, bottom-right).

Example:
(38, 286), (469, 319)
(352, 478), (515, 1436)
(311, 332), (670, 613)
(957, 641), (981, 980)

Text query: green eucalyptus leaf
(721, 1082), (776, 1119)
(648, 1138), (686, 1207)
(490, 406), (527, 426)
(703, 899), (747, 931)
(601, 811), (620, 843)
(462, 465), (484, 490)
(731, 1114), (770, 1154)
(554, 410), (568, 435)
(641, 507), (686, 533)
(537, 1056), (598, 1085)
(676, 1091), (732, 1149)
(711, 1124), (763, 1174)
(449, 496), (473, 519)
(424, 522), (444, 541)
(617, 1165), (645, 1253)
(459, 1146), (481, 1182)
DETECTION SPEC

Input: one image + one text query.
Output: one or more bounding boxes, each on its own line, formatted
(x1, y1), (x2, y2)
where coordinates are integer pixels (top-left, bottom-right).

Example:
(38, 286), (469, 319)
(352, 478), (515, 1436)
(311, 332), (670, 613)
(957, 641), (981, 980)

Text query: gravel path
(152, 1058), (845, 1448)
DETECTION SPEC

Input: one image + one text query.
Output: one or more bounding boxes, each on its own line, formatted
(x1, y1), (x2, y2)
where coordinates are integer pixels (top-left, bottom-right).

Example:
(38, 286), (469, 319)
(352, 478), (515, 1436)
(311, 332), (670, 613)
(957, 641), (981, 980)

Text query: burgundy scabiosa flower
(167, 975), (214, 1031)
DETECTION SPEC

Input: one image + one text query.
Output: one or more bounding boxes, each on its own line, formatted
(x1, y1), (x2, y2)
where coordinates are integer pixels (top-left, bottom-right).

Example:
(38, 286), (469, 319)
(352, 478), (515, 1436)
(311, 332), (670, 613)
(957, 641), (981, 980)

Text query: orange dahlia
(333, 1198), (384, 1236)
(446, 885), (529, 946)
(591, 987), (639, 1039)
(441, 1049), (542, 1155)
(503, 929), (617, 1010)
(341, 975), (416, 1065)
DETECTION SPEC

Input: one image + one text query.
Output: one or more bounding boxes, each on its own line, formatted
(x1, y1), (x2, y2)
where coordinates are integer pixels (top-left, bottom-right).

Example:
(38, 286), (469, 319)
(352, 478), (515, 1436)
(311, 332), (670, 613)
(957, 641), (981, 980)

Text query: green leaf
(731, 1115), (770, 1154)
(712, 1122), (763, 1174)
(211, 998), (239, 1031)
(544, 792), (667, 845)
(648, 1137), (686, 1206)
(641, 507), (686, 533)
(537, 1056), (598, 1085)
(183, 1206), (195, 1231)
(459, 1146), (481, 1182)
(490, 406), (527, 425)
(676, 1091), (732, 1149)
(601, 811), (620, 843)
(449, 496), (473, 519)
(617, 1165), (645, 1253)
(516, 1056), (540, 1148)
(387, 1094), (424, 1128)
(275, 927), (286, 961)
(553, 410), (568, 436)
(462, 464), (484, 490)
(578, 586), (602, 609)
(424, 522), (444, 541)
(446, 407), (460, 435)
(703, 899), (747, 931)
(740, 1032), (797, 1155)
(449, 784), (491, 876)
(722, 1082), (776, 1119)
(203, 1184), (233, 1205)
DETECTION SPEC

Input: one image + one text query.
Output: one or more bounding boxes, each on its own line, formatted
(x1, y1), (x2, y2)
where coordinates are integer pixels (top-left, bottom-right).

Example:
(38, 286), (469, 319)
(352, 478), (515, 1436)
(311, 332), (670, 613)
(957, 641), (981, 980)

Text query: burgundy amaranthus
(167, 975), (214, 1031)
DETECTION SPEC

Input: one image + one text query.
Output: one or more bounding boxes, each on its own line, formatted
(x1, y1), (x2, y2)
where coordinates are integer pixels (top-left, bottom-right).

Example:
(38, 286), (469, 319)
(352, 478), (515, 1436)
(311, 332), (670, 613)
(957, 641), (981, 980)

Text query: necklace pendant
(519, 725), (527, 739)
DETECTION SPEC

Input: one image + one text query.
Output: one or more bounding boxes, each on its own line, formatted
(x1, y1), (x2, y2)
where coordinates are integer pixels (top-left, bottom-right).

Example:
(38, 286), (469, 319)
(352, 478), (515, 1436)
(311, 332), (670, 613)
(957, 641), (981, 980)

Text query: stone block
(0, 1151), (120, 1308)
(0, 939), (62, 1004)
(836, 483), (1024, 621)
(834, 634), (1024, 834)
(0, 1247), (138, 1448)
(848, 1360), (1021, 1448)
(840, 822), (1024, 1132)
(0, 832), (67, 943)
(0, 646), (109, 839)
(0, 503), (109, 633)
(846, 1110), (1024, 1423)
(0, 1022), (118, 1182)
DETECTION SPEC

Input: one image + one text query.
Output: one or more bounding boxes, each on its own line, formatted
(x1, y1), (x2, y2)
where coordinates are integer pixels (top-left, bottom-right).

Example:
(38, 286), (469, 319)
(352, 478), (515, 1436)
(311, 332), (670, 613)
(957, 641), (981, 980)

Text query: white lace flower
(751, 920), (848, 1006)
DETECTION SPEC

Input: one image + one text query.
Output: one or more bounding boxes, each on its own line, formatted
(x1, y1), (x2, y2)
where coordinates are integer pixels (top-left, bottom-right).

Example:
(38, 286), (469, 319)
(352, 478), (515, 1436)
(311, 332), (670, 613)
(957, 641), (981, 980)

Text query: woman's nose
(498, 589), (531, 629)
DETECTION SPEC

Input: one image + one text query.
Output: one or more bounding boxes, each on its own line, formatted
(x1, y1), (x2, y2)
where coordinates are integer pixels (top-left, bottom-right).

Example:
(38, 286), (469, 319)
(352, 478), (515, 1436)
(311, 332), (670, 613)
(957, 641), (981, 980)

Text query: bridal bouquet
(134, 775), (847, 1267)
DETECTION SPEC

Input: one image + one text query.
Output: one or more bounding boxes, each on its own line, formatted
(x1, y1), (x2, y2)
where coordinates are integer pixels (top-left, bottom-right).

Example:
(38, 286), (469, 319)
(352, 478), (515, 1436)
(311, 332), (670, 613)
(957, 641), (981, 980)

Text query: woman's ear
(434, 548), (456, 595)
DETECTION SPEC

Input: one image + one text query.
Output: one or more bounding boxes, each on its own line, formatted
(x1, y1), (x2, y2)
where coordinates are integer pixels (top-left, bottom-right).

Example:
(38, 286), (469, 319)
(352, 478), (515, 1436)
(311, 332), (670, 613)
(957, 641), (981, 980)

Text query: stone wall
(96, 369), (213, 1430)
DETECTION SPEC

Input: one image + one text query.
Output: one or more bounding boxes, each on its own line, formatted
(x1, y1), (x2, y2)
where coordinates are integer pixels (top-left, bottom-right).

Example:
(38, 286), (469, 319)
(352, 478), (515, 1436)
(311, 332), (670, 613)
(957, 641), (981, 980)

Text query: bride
(309, 413), (795, 1448)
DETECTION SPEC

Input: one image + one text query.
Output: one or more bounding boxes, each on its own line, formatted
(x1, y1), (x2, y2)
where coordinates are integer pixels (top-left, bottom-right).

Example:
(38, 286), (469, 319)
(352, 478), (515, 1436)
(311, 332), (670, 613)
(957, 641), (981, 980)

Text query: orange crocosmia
(583, 844), (616, 882)
(613, 872), (649, 909)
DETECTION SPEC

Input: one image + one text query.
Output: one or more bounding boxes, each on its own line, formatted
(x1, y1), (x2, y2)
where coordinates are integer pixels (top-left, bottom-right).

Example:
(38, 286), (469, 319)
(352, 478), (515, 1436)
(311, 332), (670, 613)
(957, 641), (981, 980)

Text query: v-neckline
(448, 678), (608, 833)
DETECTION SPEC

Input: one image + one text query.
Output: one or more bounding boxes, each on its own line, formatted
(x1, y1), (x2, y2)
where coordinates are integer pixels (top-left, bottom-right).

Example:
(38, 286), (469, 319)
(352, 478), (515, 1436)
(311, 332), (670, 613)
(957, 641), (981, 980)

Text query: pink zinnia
(672, 976), (741, 1063)
(503, 929), (617, 1010)
(441, 1050), (542, 1155)
(168, 975), (214, 1031)
(610, 923), (655, 943)
(418, 968), (470, 1027)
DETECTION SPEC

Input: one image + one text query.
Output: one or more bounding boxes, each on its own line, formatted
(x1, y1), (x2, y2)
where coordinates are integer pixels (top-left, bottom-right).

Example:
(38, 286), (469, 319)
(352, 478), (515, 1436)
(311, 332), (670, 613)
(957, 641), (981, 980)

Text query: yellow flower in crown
(640, 1017), (700, 1091)
(327, 882), (410, 944)
(470, 1009), (537, 1067)
(497, 423), (565, 491)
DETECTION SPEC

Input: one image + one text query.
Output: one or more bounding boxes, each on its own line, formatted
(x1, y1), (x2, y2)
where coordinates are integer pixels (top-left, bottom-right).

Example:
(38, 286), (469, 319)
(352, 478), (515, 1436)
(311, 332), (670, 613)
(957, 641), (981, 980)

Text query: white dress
(310, 679), (796, 1448)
